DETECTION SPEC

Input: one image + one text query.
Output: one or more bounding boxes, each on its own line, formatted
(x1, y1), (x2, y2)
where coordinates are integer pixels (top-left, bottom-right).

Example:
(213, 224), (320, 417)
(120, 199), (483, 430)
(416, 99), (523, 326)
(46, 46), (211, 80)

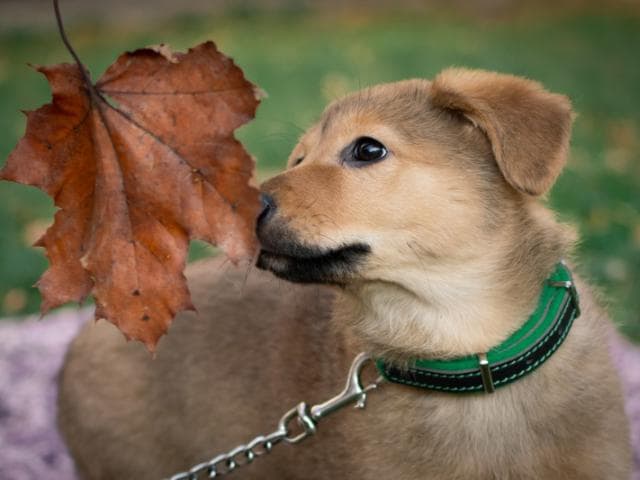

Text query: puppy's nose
(257, 193), (276, 227)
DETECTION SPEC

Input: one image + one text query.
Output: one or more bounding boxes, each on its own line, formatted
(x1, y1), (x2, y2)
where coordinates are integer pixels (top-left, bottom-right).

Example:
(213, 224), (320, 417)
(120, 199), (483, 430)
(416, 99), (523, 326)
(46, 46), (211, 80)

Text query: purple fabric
(0, 308), (91, 480)
(0, 309), (639, 480)
(611, 333), (640, 480)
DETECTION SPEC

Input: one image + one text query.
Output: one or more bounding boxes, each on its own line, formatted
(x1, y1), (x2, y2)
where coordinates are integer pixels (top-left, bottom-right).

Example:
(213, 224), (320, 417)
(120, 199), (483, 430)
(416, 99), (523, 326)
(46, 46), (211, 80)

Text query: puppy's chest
(344, 388), (540, 477)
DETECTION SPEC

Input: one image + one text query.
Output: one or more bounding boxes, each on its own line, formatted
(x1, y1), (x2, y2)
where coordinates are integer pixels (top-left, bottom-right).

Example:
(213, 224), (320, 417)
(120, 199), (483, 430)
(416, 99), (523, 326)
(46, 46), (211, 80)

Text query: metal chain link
(167, 353), (383, 480)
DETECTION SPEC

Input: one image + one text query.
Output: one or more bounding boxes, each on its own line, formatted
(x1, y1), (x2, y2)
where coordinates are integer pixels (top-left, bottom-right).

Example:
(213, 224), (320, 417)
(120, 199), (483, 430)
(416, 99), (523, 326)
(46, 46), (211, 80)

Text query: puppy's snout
(257, 193), (277, 228)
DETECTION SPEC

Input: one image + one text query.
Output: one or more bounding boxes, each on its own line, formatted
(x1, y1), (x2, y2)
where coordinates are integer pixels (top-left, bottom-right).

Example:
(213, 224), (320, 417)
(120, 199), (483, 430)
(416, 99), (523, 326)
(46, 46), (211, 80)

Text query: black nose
(257, 193), (276, 227)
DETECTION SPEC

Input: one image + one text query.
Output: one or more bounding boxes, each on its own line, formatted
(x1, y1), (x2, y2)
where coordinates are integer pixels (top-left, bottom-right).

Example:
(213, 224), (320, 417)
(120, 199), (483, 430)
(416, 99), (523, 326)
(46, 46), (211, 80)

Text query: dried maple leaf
(0, 41), (262, 350)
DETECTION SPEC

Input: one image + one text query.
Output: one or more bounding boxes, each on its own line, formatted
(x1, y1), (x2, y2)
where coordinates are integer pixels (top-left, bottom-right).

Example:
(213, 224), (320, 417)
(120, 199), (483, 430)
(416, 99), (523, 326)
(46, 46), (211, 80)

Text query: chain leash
(167, 353), (384, 480)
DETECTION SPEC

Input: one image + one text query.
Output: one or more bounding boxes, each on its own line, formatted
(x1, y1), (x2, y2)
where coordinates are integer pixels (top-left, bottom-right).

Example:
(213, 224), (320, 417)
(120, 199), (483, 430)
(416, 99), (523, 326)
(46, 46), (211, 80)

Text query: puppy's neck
(336, 204), (574, 362)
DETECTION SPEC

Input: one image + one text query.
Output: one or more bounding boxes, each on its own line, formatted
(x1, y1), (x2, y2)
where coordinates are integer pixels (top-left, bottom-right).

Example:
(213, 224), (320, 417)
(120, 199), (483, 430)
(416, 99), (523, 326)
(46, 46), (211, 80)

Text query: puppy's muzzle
(254, 190), (370, 285)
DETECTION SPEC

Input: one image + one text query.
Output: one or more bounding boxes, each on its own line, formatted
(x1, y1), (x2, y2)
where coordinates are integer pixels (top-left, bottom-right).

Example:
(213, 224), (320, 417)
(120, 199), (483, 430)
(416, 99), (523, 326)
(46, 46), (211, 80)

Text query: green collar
(376, 261), (580, 394)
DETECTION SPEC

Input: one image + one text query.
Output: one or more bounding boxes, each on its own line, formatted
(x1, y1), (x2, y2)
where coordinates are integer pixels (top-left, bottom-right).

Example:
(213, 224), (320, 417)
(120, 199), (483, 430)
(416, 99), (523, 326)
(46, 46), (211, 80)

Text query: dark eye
(292, 157), (304, 166)
(351, 137), (388, 164)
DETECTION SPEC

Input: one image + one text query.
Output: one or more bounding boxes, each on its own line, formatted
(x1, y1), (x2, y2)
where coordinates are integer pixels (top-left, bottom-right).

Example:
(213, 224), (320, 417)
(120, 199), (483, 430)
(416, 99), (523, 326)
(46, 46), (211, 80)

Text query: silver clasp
(276, 353), (382, 445)
(310, 352), (381, 421)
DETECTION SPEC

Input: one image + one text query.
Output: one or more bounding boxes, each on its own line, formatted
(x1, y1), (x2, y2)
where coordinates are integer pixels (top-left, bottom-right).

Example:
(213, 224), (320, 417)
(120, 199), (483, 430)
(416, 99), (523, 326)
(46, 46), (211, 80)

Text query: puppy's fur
(58, 69), (631, 479)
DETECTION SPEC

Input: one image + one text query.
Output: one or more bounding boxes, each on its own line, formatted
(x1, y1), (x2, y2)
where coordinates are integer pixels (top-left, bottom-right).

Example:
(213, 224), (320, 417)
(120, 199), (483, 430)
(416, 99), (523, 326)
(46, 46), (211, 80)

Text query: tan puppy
(58, 69), (631, 479)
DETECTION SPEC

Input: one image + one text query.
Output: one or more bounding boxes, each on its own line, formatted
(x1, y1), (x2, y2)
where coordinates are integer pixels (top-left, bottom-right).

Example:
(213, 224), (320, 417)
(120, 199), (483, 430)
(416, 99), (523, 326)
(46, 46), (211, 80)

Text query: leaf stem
(53, 0), (94, 89)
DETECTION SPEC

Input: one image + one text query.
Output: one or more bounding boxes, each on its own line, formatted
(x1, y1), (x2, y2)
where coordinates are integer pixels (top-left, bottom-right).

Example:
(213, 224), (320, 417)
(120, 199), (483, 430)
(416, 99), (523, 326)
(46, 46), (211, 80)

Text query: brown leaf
(0, 42), (261, 350)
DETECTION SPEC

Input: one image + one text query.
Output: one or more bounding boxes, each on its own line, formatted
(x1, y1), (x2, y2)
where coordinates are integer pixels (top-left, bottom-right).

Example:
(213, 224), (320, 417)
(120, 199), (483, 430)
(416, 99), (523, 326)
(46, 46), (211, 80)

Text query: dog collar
(376, 261), (580, 394)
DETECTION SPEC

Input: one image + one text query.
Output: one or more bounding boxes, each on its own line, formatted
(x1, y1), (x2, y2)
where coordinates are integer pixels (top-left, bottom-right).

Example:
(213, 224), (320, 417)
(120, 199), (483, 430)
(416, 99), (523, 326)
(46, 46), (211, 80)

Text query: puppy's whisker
(239, 251), (260, 293)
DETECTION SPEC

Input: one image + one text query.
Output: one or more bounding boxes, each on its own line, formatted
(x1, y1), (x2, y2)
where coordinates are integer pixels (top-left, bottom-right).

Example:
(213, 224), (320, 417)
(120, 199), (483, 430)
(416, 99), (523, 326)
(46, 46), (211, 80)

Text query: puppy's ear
(430, 68), (574, 196)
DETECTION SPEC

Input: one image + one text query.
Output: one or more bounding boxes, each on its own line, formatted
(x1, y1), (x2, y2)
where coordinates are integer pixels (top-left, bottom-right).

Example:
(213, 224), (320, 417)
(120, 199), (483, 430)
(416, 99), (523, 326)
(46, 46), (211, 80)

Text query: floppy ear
(430, 68), (574, 196)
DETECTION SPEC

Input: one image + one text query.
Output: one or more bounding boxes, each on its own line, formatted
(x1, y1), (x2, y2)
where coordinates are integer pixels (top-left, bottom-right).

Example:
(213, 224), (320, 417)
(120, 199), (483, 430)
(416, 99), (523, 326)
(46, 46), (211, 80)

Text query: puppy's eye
(352, 137), (387, 164)
(292, 157), (304, 167)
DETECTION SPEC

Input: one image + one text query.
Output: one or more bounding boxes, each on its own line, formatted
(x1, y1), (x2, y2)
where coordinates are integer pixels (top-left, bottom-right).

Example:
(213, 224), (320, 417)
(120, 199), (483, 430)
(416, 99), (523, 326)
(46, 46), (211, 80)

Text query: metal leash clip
(167, 353), (384, 479)
(311, 352), (382, 420)
(278, 352), (383, 444)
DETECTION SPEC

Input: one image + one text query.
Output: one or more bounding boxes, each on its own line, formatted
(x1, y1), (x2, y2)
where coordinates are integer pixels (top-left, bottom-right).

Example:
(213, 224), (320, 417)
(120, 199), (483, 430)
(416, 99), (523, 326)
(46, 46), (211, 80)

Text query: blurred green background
(0, 1), (638, 339)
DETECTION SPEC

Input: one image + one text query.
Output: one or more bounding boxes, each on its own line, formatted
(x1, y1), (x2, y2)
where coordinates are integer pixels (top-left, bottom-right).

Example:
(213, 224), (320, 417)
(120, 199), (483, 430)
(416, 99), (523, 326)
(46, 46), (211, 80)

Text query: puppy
(58, 68), (631, 479)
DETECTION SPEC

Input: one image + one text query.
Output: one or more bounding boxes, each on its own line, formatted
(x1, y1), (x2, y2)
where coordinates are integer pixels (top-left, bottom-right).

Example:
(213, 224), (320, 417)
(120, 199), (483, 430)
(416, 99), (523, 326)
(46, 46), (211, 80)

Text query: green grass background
(0, 7), (638, 339)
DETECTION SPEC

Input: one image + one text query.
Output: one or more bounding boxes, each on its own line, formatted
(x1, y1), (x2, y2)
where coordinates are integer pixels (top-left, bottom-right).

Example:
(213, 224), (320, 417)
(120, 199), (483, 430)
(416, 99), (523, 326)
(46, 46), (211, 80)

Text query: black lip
(256, 243), (370, 284)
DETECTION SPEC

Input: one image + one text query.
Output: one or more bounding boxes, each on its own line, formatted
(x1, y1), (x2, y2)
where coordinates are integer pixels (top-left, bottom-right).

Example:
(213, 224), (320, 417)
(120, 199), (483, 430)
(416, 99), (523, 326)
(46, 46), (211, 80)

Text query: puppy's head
(256, 69), (573, 287)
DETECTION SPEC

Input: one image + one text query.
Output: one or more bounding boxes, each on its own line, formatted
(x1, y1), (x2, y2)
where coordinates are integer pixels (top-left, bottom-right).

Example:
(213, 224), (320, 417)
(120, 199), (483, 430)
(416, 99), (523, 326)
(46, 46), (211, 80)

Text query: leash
(167, 353), (384, 479)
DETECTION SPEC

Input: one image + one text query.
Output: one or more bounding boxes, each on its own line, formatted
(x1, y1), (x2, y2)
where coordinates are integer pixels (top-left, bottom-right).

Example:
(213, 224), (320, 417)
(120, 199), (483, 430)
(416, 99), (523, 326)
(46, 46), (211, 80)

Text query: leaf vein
(100, 86), (250, 96)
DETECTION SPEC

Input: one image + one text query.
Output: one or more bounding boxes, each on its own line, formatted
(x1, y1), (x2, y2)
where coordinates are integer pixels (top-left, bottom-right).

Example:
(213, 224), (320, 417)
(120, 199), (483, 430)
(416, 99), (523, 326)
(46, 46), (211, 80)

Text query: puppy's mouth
(256, 242), (370, 284)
